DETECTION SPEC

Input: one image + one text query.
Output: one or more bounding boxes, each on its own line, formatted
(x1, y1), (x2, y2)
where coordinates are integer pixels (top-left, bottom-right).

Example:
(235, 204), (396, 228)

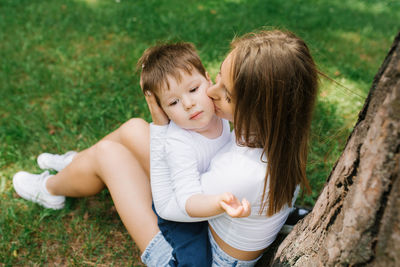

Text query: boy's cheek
(162, 108), (173, 120)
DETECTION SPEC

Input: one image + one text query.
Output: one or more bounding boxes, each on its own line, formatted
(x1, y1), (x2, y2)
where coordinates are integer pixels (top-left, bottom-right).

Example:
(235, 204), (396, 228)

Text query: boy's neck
(194, 115), (222, 139)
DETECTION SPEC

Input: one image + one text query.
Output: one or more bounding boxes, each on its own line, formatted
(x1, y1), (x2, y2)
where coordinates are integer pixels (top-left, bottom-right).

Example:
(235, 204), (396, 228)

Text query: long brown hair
(230, 30), (318, 216)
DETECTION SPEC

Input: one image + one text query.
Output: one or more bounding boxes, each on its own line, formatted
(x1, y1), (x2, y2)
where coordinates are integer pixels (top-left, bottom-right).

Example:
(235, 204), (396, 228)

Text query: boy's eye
(168, 100), (178, 106)
(189, 87), (198, 93)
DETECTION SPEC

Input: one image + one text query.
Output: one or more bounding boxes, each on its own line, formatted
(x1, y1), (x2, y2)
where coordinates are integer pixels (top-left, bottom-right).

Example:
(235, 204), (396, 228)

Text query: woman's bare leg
(43, 117), (151, 196)
(101, 118), (150, 176)
(47, 140), (158, 252)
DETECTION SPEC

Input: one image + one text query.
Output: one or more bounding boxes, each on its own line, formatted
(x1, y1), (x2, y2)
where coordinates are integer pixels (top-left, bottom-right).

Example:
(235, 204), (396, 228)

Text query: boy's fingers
(219, 201), (230, 213)
(220, 201), (244, 217)
(220, 201), (234, 212)
(226, 192), (234, 203)
(224, 192), (237, 204)
(241, 199), (251, 216)
(234, 206), (244, 217)
(242, 199), (250, 209)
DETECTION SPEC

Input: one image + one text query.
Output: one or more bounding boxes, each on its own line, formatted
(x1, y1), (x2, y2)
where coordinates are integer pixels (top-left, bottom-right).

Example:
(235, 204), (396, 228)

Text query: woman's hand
(144, 91), (169, 125)
(219, 192), (251, 218)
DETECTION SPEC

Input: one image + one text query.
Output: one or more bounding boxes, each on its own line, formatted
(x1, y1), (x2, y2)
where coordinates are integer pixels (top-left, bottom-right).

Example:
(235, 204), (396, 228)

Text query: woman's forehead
(220, 52), (234, 93)
(220, 52), (233, 73)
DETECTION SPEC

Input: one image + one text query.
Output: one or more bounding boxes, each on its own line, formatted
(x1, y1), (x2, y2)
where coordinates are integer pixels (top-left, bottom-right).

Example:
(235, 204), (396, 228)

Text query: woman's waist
(208, 225), (264, 261)
(207, 211), (288, 255)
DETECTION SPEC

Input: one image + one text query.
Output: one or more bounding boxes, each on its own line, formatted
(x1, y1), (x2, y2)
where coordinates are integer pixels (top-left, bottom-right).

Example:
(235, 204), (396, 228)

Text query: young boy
(14, 42), (249, 266)
(138, 42), (250, 266)
(139, 43), (250, 220)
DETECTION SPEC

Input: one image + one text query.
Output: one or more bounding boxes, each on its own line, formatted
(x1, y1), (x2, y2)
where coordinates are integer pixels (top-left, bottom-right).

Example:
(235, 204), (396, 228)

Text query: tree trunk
(266, 32), (400, 266)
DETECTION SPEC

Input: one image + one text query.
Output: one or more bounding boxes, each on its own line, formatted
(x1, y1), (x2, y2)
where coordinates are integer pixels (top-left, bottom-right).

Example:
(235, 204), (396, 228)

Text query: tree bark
(268, 32), (400, 266)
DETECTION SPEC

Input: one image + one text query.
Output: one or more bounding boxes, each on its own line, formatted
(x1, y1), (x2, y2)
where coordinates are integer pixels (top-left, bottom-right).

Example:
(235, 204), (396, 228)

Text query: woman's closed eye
(225, 87), (232, 103)
(225, 94), (231, 103)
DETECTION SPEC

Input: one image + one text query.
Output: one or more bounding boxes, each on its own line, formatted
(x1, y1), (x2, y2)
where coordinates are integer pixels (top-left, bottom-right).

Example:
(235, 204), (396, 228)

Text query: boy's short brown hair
(137, 42), (207, 97)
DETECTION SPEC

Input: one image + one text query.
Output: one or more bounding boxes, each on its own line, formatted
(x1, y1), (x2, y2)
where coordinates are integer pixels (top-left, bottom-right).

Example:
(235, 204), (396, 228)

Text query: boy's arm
(150, 124), (198, 221)
(186, 193), (251, 218)
(150, 123), (172, 213)
(151, 124), (215, 222)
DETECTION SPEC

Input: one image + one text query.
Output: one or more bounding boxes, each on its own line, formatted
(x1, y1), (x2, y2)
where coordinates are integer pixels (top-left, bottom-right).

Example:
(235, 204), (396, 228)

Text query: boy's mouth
(190, 111), (203, 120)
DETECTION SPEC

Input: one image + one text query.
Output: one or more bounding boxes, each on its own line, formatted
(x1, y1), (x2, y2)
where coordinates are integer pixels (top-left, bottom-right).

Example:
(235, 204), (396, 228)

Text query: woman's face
(207, 52), (235, 122)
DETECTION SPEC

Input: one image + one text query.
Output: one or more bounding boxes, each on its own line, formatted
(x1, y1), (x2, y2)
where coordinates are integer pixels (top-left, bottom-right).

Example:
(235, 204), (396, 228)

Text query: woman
(13, 30), (318, 266)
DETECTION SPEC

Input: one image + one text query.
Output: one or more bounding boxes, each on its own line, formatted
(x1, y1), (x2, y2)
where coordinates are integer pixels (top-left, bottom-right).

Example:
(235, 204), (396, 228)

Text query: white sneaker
(37, 151), (77, 172)
(13, 171), (65, 210)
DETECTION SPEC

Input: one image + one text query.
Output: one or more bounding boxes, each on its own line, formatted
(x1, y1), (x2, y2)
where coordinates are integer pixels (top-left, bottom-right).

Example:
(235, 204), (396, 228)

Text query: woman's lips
(190, 111), (203, 120)
(213, 103), (221, 113)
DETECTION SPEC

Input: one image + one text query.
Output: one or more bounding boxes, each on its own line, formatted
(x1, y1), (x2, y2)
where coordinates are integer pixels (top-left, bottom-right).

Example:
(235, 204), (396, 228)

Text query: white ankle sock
(42, 175), (55, 195)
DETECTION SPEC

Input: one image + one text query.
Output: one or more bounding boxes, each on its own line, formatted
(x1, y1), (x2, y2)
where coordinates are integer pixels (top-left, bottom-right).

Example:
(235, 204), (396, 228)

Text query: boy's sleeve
(151, 125), (213, 267)
(150, 124), (211, 222)
(165, 134), (208, 213)
(149, 123), (170, 214)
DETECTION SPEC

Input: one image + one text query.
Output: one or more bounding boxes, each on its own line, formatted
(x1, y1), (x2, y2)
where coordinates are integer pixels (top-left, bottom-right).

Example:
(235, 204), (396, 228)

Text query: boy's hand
(144, 91), (169, 125)
(219, 192), (251, 218)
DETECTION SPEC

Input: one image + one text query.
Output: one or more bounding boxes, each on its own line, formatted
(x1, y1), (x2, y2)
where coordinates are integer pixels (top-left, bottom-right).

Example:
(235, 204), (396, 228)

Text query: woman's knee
(93, 140), (135, 176)
(122, 118), (149, 137)
(122, 118), (149, 133)
(119, 118), (150, 154)
(95, 140), (123, 157)
(93, 140), (128, 169)
(103, 118), (149, 145)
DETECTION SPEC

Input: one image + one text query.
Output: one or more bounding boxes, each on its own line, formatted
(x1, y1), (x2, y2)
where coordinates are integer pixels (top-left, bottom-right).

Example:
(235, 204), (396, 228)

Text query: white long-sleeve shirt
(151, 119), (231, 221)
(150, 123), (298, 251)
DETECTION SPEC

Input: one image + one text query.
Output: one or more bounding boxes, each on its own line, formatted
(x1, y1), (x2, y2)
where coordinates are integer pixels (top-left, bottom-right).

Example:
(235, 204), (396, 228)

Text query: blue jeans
(141, 229), (262, 267)
(141, 231), (173, 266)
(208, 229), (261, 267)
(152, 204), (212, 267)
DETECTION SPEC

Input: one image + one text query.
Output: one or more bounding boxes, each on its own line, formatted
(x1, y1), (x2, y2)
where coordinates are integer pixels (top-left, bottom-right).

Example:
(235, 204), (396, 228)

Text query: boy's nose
(182, 97), (195, 110)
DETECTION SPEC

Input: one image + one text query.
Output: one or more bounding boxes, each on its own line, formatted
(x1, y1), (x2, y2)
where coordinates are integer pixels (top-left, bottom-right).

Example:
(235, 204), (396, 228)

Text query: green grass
(0, 0), (398, 265)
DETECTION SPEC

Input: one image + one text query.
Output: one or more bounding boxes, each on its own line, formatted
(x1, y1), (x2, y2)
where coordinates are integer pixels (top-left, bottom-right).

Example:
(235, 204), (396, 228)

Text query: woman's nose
(207, 84), (219, 100)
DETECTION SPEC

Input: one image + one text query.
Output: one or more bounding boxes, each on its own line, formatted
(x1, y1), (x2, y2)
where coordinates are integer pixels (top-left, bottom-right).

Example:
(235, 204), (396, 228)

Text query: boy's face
(158, 70), (216, 133)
